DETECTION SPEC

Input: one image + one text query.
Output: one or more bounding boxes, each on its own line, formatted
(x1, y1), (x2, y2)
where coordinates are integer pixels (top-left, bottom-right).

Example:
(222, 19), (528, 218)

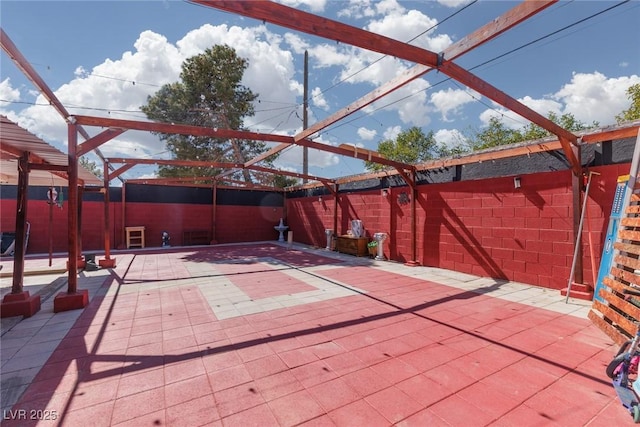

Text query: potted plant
(367, 240), (378, 257)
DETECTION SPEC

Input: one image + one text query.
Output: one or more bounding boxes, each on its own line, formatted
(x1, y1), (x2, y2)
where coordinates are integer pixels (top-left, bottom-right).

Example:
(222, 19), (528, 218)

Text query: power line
(317, 0), (636, 136)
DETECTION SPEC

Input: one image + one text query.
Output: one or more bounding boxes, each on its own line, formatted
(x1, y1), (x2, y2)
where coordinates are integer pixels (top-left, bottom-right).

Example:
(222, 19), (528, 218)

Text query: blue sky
(1, 0), (639, 182)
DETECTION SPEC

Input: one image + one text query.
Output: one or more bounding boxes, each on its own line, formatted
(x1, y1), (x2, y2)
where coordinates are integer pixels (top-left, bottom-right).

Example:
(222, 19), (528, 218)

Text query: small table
(126, 226), (145, 249)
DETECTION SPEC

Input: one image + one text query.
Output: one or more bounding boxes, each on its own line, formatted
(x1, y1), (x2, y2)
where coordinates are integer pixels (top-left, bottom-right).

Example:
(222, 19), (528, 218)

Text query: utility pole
(303, 50), (308, 183)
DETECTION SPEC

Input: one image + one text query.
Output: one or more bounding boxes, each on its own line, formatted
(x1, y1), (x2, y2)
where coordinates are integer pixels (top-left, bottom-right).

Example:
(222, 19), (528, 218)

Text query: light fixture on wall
(381, 188), (389, 197)
(318, 196), (323, 202)
(514, 177), (521, 189)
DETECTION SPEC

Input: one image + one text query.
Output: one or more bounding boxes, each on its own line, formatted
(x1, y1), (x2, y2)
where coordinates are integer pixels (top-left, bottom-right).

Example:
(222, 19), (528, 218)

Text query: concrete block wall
(0, 161), (630, 290)
(287, 163), (629, 290)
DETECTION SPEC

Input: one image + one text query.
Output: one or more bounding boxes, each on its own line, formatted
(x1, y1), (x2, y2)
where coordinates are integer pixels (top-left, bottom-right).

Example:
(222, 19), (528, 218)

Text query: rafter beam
(294, 0), (557, 143)
(191, 0), (440, 67)
(193, 0), (581, 175)
(106, 158), (240, 168)
(247, 164), (333, 184)
(77, 128), (126, 157)
(1, 29), (115, 177)
(75, 115), (414, 171)
(108, 164), (135, 181)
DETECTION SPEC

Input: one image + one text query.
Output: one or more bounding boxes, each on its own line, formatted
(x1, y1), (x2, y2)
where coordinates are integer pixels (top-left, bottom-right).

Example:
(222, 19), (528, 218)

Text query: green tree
(366, 127), (437, 171)
(616, 83), (640, 123)
(142, 45), (268, 183)
(521, 112), (595, 141)
(79, 156), (103, 179)
(469, 112), (598, 150)
(468, 116), (523, 150)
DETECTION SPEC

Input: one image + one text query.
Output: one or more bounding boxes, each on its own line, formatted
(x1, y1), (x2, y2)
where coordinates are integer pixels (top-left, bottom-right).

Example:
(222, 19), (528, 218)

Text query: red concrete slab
(1, 245), (622, 426)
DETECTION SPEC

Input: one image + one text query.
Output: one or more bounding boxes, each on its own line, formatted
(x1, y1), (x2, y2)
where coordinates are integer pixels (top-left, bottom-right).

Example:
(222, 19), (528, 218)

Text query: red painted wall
(286, 164), (629, 290)
(0, 199), (284, 253)
(0, 163), (628, 290)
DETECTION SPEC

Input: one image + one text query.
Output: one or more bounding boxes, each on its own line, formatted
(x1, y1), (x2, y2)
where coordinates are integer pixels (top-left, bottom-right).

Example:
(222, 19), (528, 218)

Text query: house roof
(0, 115), (102, 187)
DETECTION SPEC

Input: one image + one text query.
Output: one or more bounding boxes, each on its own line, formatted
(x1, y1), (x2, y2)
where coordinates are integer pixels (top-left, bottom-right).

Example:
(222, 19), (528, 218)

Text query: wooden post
(333, 184), (339, 237)
(406, 170), (419, 266)
(53, 122), (89, 313)
(68, 124), (78, 293)
(571, 145), (584, 284)
(212, 181), (217, 243)
(11, 152), (29, 294)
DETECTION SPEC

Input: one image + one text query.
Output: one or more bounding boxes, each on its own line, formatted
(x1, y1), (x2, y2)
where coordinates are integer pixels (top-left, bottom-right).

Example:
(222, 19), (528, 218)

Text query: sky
(1, 0), (639, 182)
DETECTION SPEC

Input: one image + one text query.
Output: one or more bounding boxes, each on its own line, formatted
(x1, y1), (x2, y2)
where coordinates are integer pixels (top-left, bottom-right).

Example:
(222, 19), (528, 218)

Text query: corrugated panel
(0, 115), (101, 186)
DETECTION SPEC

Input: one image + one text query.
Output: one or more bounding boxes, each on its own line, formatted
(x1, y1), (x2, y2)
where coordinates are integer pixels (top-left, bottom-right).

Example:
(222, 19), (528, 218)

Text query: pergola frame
(1, 0), (614, 312)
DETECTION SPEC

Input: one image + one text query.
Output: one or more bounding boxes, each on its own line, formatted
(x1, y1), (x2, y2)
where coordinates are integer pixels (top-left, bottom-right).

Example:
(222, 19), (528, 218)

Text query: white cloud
(310, 87), (329, 111)
(357, 127), (377, 140)
(554, 71), (640, 125)
(479, 72), (640, 130)
(0, 78), (21, 108)
(276, 0), (327, 13)
(8, 24), (309, 168)
(366, 78), (431, 127)
(430, 87), (479, 122)
(437, 0), (475, 7)
(435, 128), (467, 150)
(383, 125), (401, 140)
(365, 9), (452, 52)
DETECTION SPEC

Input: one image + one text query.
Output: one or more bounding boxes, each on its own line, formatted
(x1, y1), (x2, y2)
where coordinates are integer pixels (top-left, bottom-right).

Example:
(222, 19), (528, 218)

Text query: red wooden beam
(76, 115), (414, 171)
(77, 128), (126, 157)
(294, 0), (557, 143)
(247, 164), (333, 184)
(1, 29), (113, 175)
(106, 158), (240, 168)
(192, 0), (581, 175)
(108, 164), (135, 181)
(191, 0), (440, 67)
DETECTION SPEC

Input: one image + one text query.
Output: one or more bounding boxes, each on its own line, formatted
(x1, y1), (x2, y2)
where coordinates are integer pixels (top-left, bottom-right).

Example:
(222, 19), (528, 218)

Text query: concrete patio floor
(0, 242), (630, 426)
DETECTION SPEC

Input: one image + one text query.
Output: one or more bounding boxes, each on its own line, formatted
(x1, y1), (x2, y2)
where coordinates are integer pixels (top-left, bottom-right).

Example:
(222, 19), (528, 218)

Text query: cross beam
(193, 0), (581, 175)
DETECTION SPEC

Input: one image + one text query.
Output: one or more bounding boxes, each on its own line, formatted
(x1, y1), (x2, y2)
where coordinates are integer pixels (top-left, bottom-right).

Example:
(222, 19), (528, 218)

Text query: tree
(142, 45), (268, 183)
(365, 127), (437, 171)
(79, 156), (102, 179)
(616, 83), (640, 123)
(468, 116), (523, 151)
(468, 112), (598, 150)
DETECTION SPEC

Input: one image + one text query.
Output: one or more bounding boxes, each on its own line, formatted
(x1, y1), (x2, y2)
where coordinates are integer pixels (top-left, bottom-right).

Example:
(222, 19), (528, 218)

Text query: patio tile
(67, 377), (120, 411)
(244, 354), (289, 380)
(116, 367), (164, 398)
(163, 358), (206, 385)
(428, 393), (495, 427)
(112, 409), (165, 427)
(214, 381), (265, 418)
(112, 385), (165, 424)
(165, 394), (220, 427)
(327, 399), (388, 426)
(0, 245), (620, 426)
(307, 377), (360, 412)
(365, 385), (424, 424)
(268, 389), (325, 426)
(221, 403), (278, 427)
(279, 347), (320, 368)
(370, 357), (420, 384)
(342, 367), (394, 397)
(164, 374), (212, 407)
(207, 364), (252, 392)
(255, 370), (305, 401)
(290, 360), (338, 388)
(63, 400), (114, 427)
(395, 373), (453, 407)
